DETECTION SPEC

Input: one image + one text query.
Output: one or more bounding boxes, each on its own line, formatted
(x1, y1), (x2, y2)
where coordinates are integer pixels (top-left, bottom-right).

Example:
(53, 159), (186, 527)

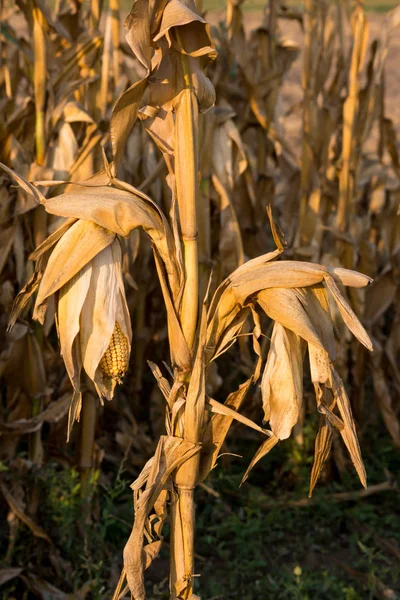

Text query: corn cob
(99, 322), (129, 383)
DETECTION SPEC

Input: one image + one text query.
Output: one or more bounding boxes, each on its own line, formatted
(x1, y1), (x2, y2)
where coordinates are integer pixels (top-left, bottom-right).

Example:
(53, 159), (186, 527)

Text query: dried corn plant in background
(0, 0), (399, 598)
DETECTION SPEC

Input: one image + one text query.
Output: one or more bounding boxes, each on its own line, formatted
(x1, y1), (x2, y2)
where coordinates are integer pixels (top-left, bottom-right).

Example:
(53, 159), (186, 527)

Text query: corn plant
(3, 0), (400, 598)
(0, 1), (378, 598)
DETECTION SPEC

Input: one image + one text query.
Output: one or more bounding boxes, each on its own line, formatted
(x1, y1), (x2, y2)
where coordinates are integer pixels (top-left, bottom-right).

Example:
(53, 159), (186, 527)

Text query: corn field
(0, 0), (400, 598)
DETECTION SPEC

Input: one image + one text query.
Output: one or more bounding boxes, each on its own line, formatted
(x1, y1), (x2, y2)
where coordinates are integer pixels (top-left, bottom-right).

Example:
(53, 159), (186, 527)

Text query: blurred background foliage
(1, 0), (400, 598)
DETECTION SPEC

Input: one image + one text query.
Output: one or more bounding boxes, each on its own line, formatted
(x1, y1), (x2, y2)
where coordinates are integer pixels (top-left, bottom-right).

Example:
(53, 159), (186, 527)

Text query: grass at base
(1, 415), (399, 600)
(144, 422), (400, 600)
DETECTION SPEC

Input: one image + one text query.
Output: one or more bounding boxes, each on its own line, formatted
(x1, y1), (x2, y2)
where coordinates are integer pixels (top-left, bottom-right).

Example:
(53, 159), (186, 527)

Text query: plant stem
(32, 6), (46, 166)
(198, 175), (211, 302)
(110, 0), (120, 87)
(89, 0), (103, 31)
(79, 391), (96, 510)
(175, 86), (199, 351)
(170, 30), (201, 599)
(298, 0), (316, 243)
(170, 488), (196, 598)
(337, 4), (366, 232)
(99, 11), (112, 119)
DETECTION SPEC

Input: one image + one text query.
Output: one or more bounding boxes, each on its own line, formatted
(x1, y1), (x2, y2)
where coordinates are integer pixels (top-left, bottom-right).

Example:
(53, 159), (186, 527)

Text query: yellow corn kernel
(99, 322), (129, 383)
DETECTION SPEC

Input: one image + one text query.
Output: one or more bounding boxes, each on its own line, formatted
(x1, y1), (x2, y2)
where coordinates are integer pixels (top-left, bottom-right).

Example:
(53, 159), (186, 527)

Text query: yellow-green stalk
(298, 0), (316, 243)
(337, 4), (368, 232)
(170, 30), (201, 599)
(32, 6), (46, 166)
(175, 39), (200, 351)
(110, 0), (120, 87)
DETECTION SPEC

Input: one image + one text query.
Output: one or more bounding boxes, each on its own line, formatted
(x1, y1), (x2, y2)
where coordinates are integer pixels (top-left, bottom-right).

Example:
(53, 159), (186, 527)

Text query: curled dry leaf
(0, 393), (71, 435)
(261, 323), (304, 440)
(206, 254), (372, 486)
(241, 435), (279, 486)
(199, 377), (253, 482)
(4, 163), (185, 436)
(0, 568), (23, 586)
(309, 417), (334, 497)
(0, 484), (52, 544)
(111, 0), (216, 166)
(207, 258), (372, 360)
(124, 435), (201, 600)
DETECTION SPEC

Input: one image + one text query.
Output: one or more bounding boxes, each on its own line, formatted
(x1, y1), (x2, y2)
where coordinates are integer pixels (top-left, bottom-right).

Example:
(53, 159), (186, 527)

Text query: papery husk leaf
(111, 79), (149, 167)
(57, 261), (94, 441)
(206, 284), (241, 360)
(198, 377), (253, 482)
(257, 288), (324, 352)
(0, 393), (71, 435)
(43, 182), (181, 299)
(317, 401), (344, 431)
(250, 307), (263, 381)
(33, 220), (115, 323)
(112, 176), (183, 300)
(111, 241), (133, 345)
(262, 323), (304, 440)
(8, 268), (44, 331)
(79, 245), (119, 398)
(206, 251), (288, 359)
(154, 0), (207, 44)
(43, 185), (164, 237)
(154, 0), (217, 88)
(232, 261), (372, 306)
(123, 435), (200, 599)
(183, 293), (208, 444)
(309, 417), (333, 497)
(207, 397), (270, 437)
(241, 435), (279, 486)
(67, 392), (83, 441)
(332, 371), (366, 488)
(266, 204), (287, 253)
(233, 261), (329, 303)
(309, 346), (332, 388)
(0, 162), (45, 204)
(58, 261), (92, 394)
(148, 361), (172, 405)
(330, 267), (372, 288)
(209, 307), (251, 362)
(153, 249), (191, 372)
(300, 285), (336, 360)
(125, 0), (151, 68)
(323, 274), (373, 351)
(29, 218), (77, 261)
(0, 484), (51, 544)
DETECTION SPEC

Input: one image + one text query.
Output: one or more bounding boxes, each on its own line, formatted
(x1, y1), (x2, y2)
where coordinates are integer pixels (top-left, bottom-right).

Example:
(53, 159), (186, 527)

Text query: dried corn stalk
(2, 0), (399, 598)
